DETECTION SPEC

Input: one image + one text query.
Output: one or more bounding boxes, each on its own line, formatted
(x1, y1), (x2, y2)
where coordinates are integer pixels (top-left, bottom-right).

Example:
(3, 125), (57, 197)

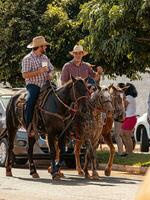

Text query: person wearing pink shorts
(121, 83), (138, 154)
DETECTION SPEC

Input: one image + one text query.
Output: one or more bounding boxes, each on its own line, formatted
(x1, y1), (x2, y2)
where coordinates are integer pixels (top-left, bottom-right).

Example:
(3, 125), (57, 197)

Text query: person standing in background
(114, 83), (125, 156)
(121, 83), (138, 154)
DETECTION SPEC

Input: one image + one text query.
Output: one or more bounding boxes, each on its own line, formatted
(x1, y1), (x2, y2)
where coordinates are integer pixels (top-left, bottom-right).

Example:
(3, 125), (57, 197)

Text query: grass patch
(96, 151), (150, 167)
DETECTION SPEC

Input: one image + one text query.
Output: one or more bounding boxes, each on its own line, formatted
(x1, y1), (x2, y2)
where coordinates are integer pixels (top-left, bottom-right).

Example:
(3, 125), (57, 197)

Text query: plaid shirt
(61, 60), (95, 83)
(22, 51), (54, 87)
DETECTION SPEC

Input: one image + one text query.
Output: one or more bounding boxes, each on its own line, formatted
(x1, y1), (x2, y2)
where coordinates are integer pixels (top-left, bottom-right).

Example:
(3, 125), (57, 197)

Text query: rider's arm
(94, 66), (103, 82)
(22, 67), (48, 79)
(22, 57), (49, 79)
(88, 65), (103, 83)
(61, 64), (70, 85)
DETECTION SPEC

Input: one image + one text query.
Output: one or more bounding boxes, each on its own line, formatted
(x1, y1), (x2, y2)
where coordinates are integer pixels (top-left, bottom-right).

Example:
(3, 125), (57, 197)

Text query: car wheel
(140, 126), (149, 152)
(0, 138), (8, 167)
(15, 158), (28, 165)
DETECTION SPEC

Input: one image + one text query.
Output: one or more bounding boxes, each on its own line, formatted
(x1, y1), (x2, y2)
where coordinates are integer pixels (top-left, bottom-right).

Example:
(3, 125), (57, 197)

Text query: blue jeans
(25, 84), (40, 129)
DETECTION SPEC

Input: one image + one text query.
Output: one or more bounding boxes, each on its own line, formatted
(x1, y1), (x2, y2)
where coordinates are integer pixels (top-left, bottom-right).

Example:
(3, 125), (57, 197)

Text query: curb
(98, 163), (149, 175)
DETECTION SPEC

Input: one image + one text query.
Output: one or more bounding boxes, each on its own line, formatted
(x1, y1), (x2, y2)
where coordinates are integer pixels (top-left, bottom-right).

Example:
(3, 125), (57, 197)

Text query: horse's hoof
(48, 167), (51, 173)
(59, 172), (65, 178)
(92, 172), (100, 180)
(52, 173), (61, 180)
(6, 171), (13, 177)
(32, 173), (40, 178)
(78, 170), (84, 176)
(105, 169), (111, 176)
(92, 175), (100, 180)
(84, 174), (91, 179)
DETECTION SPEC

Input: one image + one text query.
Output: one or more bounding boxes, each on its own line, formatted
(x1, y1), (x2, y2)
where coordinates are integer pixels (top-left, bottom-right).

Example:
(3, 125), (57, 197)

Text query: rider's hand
(96, 66), (103, 75)
(39, 66), (49, 73)
(48, 72), (53, 80)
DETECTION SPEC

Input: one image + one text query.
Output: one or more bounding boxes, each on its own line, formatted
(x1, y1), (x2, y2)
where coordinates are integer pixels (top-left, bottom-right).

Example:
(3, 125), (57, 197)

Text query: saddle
(16, 81), (57, 133)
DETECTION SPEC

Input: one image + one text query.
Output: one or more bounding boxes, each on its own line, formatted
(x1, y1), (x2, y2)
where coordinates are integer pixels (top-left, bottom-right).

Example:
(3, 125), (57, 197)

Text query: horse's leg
(83, 149), (91, 179)
(91, 148), (100, 179)
(5, 128), (16, 177)
(74, 139), (84, 176)
(27, 136), (39, 178)
(103, 133), (115, 176)
(55, 134), (66, 177)
(47, 133), (59, 179)
(47, 141), (61, 175)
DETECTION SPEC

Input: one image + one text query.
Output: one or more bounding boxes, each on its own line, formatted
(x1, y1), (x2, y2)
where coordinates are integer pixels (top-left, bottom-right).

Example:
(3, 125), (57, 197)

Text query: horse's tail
(6, 94), (20, 131)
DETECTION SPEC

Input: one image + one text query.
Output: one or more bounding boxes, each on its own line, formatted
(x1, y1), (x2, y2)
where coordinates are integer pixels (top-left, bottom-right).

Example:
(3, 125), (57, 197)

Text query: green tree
(79, 0), (150, 79)
(0, 0), (49, 87)
(39, 0), (89, 69)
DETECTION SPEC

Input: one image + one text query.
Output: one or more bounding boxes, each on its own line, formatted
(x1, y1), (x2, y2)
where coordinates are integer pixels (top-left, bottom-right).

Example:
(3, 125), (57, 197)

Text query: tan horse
(100, 84), (125, 176)
(74, 86), (113, 179)
(74, 84), (125, 179)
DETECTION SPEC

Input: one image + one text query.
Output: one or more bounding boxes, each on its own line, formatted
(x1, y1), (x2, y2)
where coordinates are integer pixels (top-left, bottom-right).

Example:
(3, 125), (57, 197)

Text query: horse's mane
(58, 77), (84, 90)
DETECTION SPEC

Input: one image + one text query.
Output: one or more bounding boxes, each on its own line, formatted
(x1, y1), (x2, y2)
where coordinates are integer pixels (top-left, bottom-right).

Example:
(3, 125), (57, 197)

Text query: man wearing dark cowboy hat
(22, 36), (54, 136)
(61, 44), (103, 86)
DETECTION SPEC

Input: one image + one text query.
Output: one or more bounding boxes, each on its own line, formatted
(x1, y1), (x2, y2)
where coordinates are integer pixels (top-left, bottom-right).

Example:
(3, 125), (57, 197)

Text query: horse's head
(66, 75), (89, 114)
(90, 86), (113, 117)
(108, 84), (125, 122)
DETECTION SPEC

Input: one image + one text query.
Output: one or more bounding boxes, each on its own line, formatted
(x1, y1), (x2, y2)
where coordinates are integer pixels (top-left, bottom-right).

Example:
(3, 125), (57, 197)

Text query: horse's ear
(108, 83), (118, 92)
(70, 74), (76, 82)
(97, 85), (101, 91)
(122, 86), (129, 92)
(108, 83), (114, 90)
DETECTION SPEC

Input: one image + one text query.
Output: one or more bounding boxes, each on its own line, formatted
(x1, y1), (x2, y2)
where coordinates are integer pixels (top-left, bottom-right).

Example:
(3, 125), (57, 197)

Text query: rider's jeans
(25, 84), (40, 130)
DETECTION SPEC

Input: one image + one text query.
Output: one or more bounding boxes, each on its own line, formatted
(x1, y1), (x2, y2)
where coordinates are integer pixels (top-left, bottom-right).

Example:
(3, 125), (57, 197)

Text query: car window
(0, 96), (11, 108)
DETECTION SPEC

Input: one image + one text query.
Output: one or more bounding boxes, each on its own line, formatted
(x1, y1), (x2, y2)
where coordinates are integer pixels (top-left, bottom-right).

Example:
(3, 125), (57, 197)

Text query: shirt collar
(71, 60), (83, 67)
(31, 50), (42, 58)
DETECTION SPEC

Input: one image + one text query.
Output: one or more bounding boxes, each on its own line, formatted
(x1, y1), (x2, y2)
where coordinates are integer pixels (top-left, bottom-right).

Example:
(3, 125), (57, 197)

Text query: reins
(49, 81), (88, 114)
(89, 89), (112, 113)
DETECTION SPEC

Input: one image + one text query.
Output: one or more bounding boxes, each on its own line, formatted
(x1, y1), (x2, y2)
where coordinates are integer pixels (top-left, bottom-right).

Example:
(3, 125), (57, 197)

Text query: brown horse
(74, 84), (125, 179)
(5, 77), (89, 180)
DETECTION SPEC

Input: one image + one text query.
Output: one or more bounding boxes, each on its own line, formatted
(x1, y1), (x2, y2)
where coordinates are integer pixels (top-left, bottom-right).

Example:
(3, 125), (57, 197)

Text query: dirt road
(0, 167), (144, 200)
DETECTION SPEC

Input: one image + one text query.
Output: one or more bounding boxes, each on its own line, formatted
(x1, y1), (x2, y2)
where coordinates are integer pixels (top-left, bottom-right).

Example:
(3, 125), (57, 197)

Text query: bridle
(51, 81), (88, 114)
(89, 89), (112, 112)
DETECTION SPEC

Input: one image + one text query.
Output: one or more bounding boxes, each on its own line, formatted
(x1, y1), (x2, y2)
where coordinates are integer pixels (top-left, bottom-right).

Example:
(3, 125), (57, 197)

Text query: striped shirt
(22, 51), (54, 87)
(61, 60), (95, 84)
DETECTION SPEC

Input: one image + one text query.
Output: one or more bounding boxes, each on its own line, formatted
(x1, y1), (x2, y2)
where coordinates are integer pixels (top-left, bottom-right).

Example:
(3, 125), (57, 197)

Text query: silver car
(0, 88), (50, 166)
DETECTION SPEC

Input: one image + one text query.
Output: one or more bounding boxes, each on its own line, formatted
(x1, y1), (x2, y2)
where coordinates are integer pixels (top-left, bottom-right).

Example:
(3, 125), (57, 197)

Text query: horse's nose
(107, 103), (114, 113)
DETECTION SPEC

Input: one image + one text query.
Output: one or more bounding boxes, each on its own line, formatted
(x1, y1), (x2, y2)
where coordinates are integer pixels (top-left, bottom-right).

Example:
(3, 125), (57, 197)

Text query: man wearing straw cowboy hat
(22, 36), (54, 136)
(61, 44), (103, 86)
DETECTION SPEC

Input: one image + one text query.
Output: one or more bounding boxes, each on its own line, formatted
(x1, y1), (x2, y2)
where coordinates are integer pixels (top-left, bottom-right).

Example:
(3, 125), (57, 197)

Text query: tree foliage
(0, 0), (150, 87)
(39, 0), (89, 68)
(0, 0), (50, 87)
(79, 0), (150, 79)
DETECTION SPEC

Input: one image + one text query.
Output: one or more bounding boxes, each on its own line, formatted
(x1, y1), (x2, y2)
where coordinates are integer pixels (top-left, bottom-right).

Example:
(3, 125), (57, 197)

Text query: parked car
(134, 113), (150, 152)
(0, 87), (85, 168)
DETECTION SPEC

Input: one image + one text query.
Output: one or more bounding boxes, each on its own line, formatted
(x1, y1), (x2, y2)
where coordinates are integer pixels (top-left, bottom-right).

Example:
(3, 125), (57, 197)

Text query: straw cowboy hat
(27, 36), (50, 48)
(69, 45), (88, 56)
